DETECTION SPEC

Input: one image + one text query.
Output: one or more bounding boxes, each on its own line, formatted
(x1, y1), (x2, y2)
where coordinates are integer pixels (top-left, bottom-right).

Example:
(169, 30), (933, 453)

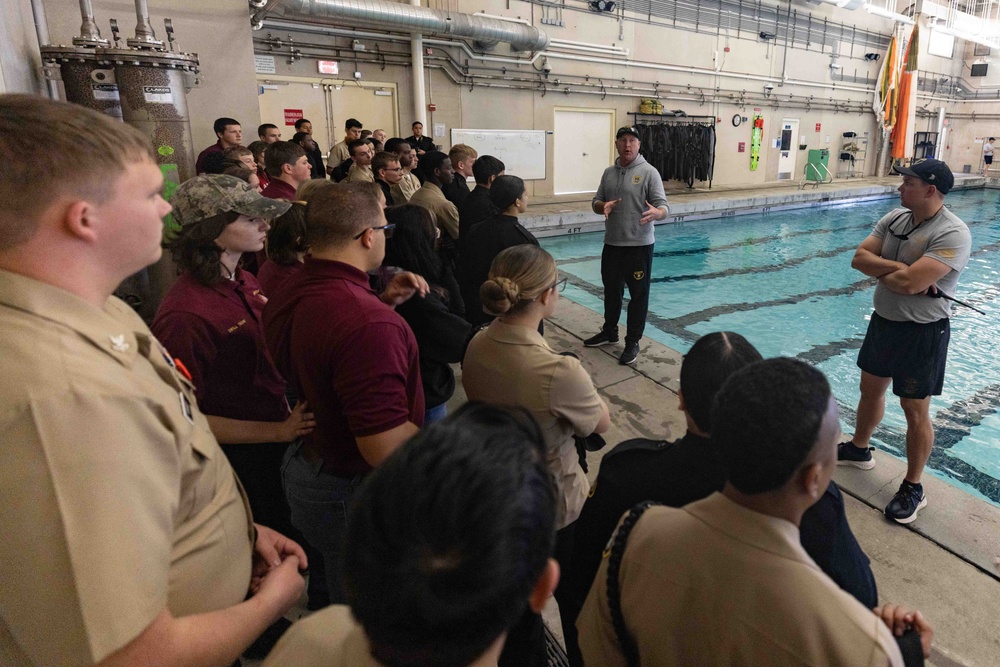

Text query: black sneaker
(837, 441), (875, 470)
(619, 341), (639, 365)
(584, 330), (619, 347)
(885, 482), (927, 524)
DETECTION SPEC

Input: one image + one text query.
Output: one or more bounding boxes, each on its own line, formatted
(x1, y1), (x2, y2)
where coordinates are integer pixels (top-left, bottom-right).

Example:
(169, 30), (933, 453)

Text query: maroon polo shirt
(263, 257), (424, 475)
(260, 178), (297, 201)
(257, 166), (271, 189)
(152, 269), (288, 423)
(195, 140), (224, 175)
(257, 259), (303, 296)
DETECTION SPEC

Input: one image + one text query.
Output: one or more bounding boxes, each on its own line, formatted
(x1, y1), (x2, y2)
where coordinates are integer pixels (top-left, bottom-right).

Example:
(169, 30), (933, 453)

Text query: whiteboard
(450, 129), (546, 181)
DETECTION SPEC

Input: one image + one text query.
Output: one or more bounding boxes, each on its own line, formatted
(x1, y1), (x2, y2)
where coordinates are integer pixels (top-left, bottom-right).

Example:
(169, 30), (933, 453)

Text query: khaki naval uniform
(578, 493), (905, 667)
(346, 163), (375, 183)
(329, 140), (350, 166)
(390, 171), (420, 203)
(264, 605), (379, 667)
(408, 182), (460, 240)
(0, 270), (254, 666)
(462, 321), (604, 527)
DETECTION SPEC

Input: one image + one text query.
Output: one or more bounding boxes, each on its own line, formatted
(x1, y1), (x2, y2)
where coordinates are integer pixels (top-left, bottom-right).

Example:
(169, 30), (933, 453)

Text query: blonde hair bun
(480, 276), (520, 315)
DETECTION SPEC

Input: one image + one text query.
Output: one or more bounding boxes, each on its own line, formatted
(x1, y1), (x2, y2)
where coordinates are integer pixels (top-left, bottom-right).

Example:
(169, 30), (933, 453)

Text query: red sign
(427, 102), (437, 112)
(318, 60), (339, 75)
(284, 108), (304, 126)
(738, 142), (746, 153)
(815, 123), (821, 132)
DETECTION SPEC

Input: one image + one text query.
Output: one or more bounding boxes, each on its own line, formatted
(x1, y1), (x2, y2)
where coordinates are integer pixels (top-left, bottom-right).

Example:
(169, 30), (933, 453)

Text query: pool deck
(521, 174), (988, 237)
(450, 298), (1000, 667)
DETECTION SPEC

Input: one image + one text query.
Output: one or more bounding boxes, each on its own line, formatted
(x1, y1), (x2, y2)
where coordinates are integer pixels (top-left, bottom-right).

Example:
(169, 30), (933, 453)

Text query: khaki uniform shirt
(264, 605), (379, 667)
(346, 163), (375, 183)
(391, 171), (420, 203)
(408, 181), (460, 240)
(462, 321), (603, 527)
(0, 270), (254, 666)
(578, 493), (905, 667)
(330, 140), (350, 166)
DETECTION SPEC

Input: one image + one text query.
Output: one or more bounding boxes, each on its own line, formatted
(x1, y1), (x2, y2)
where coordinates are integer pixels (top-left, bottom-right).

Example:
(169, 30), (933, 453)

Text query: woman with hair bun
(462, 244), (610, 667)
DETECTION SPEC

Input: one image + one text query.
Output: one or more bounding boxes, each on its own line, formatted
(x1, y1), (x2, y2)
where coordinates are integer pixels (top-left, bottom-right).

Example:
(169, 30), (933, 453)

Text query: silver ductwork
(261, 0), (550, 52)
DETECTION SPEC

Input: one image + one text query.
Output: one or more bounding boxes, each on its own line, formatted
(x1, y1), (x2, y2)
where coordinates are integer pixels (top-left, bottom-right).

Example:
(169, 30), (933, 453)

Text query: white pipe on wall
(410, 0), (426, 129)
(29, 0), (60, 99)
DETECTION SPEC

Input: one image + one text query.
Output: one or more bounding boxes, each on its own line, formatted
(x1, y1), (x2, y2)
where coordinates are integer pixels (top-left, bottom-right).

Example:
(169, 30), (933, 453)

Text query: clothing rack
(627, 112), (717, 125)
(627, 112), (717, 189)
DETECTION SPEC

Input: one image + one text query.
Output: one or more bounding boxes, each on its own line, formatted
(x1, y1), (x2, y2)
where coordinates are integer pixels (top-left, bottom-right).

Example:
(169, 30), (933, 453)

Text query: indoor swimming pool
(544, 189), (1000, 507)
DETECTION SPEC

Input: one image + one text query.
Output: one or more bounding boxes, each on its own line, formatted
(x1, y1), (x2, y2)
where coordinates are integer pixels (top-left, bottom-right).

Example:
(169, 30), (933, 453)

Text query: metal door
(554, 108), (615, 194)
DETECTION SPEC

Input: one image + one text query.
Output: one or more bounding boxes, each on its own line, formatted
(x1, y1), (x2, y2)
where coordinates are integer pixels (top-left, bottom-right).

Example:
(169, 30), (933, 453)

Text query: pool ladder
(798, 162), (834, 189)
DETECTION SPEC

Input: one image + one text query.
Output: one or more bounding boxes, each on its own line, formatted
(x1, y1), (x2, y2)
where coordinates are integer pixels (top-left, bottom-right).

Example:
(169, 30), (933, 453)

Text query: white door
(257, 80), (331, 148)
(329, 85), (398, 149)
(554, 108), (615, 194)
(777, 118), (799, 180)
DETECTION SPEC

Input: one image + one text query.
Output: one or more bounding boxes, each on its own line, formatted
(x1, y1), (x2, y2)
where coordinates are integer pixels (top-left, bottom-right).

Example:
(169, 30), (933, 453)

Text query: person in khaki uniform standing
(408, 151), (460, 241)
(0, 95), (306, 667)
(462, 245), (610, 667)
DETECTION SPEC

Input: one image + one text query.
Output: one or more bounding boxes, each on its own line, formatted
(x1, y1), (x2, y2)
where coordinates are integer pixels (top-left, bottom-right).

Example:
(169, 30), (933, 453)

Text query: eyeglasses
(552, 277), (567, 292)
(354, 223), (395, 240)
(384, 167), (403, 172)
(887, 215), (913, 241)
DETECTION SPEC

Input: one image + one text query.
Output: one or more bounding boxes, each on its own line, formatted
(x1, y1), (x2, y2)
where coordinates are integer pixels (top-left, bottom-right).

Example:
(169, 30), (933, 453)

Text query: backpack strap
(606, 501), (660, 667)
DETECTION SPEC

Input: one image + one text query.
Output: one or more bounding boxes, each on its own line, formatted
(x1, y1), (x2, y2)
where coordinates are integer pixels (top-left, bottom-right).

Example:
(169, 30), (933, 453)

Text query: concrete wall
(6, 0), (1000, 186)
(1, 0), (45, 95)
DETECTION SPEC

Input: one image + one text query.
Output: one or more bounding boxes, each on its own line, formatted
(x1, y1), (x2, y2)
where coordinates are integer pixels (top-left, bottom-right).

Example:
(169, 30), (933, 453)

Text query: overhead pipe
(262, 18), (873, 96)
(261, 0), (550, 52)
(255, 37), (871, 114)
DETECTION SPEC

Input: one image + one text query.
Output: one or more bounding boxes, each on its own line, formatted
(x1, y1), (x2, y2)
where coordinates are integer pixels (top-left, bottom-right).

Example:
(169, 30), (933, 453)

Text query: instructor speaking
(584, 126), (668, 365)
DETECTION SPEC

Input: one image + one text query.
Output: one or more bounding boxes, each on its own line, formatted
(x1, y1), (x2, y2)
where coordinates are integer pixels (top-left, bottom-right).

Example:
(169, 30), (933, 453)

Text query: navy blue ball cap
(893, 158), (954, 195)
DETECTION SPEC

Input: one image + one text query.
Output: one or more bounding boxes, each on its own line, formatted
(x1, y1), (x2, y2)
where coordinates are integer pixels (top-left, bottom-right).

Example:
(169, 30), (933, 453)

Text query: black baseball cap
(893, 158), (954, 195)
(616, 126), (640, 140)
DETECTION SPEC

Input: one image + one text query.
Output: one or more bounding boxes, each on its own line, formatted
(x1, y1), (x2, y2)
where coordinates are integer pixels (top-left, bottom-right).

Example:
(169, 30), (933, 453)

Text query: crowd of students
(0, 94), (935, 667)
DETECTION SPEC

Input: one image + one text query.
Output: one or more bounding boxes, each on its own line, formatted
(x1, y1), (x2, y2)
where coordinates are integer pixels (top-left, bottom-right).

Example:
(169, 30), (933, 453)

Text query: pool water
(544, 190), (1000, 507)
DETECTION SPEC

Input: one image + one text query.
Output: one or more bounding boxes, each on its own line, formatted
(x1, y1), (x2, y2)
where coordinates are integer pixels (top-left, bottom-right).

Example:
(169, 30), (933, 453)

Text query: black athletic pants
(601, 243), (654, 344)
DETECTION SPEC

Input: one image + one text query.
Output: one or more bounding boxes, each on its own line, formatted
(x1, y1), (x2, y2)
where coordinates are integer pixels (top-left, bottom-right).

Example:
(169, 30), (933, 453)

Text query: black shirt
(457, 214), (538, 326)
(306, 144), (326, 179)
(393, 273), (470, 409)
(458, 185), (498, 246)
(405, 135), (436, 154)
(441, 176), (471, 208)
(375, 179), (395, 207)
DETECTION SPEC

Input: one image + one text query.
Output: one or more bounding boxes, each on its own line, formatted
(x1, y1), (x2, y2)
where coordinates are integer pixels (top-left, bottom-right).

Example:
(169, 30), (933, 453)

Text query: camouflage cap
(170, 174), (291, 228)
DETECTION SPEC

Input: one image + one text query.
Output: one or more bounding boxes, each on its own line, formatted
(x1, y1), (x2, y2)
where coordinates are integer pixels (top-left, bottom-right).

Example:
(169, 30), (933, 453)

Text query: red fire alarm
(815, 123), (821, 132)
(428, 102), (437, 112)
(738, 142), (746, 153)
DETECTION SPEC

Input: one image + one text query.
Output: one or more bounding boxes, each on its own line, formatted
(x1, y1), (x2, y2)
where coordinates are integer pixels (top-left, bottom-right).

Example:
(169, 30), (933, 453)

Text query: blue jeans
(424, 402), (448, 424)
(281, 442), (364, 604)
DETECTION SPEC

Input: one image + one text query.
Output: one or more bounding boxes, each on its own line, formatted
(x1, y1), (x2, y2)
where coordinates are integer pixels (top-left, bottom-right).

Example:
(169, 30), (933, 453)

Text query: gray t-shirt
(593, 154), (668, 247)
(871, 206), (971, 323)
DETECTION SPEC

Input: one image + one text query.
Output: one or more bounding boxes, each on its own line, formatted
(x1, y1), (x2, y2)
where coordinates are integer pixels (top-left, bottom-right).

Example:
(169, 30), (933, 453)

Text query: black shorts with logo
(857, 312), (950, 398)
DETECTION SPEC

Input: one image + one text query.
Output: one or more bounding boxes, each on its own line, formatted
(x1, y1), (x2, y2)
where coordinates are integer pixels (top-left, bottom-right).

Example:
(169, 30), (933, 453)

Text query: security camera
(763, 84), (774, 98)
(541, 57), (551, 74)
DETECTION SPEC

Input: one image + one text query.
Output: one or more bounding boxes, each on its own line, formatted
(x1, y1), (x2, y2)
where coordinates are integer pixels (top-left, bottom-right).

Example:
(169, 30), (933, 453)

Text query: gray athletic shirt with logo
(593, 154), (668, 247)
(870, 206), (971, 324)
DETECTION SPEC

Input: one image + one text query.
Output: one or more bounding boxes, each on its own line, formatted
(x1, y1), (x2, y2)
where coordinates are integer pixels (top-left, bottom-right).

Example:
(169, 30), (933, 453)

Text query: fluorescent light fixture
(374, 89), (392, 96)
(864, 4), (915, 24)
(932, 24), (1000, 50)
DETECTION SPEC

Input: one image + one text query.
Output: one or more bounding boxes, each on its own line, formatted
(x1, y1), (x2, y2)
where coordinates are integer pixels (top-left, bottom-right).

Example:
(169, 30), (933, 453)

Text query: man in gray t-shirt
(583, 126), (668, 366)
(838, 159), (971, 525)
